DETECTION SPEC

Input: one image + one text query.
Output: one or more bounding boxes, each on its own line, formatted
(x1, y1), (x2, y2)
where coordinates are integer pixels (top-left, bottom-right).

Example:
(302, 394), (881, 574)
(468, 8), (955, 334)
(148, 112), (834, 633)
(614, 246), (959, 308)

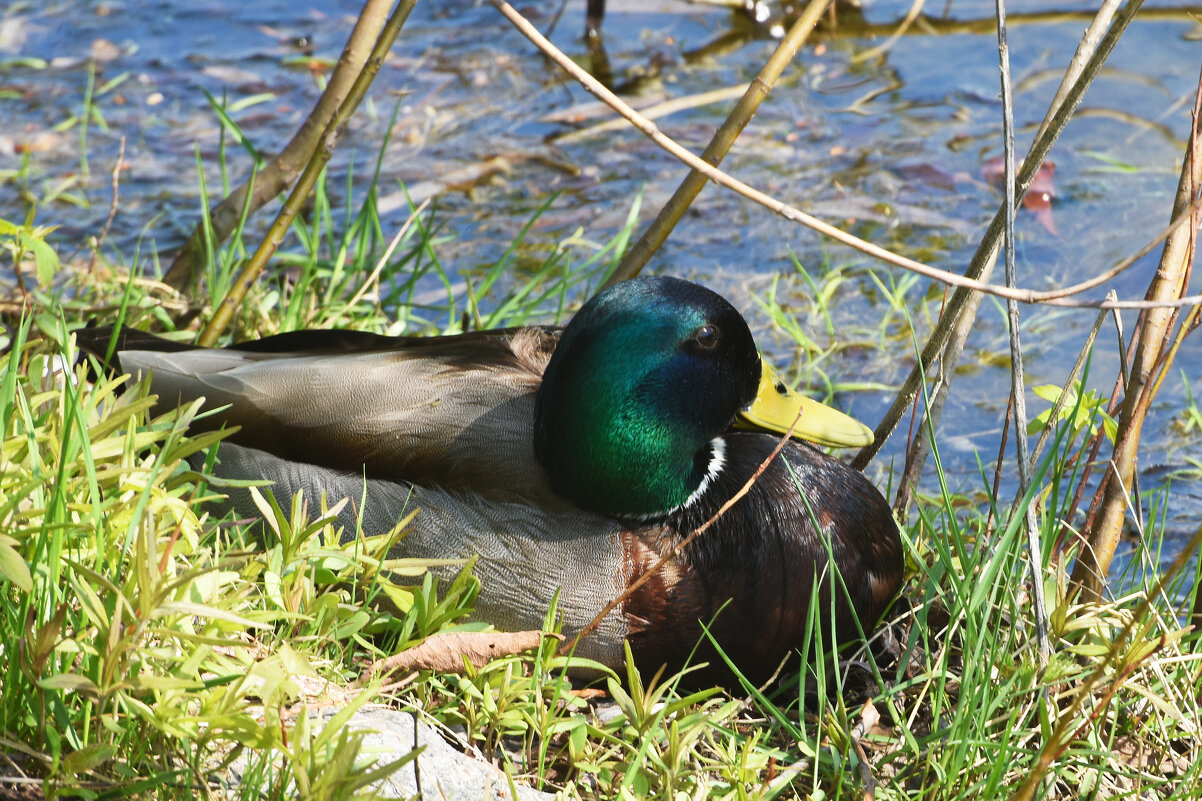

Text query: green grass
(3, 111), (1202, 801)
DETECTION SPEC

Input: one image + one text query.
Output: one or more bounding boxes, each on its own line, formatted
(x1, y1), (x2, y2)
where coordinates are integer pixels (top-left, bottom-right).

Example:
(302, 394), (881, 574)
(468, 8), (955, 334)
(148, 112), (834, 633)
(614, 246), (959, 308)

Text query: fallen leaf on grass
(851, 699), (881, 801)
(366, 630), (561, 679)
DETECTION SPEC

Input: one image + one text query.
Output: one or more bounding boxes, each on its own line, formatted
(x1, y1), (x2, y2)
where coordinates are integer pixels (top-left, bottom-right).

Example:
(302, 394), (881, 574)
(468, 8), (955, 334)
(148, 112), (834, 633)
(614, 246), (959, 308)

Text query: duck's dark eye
(694, 324), (719, 349)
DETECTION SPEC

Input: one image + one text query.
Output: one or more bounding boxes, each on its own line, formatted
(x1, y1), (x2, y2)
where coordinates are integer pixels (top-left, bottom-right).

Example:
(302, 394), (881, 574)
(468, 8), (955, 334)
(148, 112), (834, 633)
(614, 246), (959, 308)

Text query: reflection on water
(1, 0), (1199, 569)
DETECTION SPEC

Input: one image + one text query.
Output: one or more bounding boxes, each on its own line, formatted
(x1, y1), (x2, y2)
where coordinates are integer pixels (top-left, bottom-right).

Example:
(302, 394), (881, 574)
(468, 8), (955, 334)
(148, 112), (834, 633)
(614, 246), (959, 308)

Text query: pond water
(2, 0), (1199, 581)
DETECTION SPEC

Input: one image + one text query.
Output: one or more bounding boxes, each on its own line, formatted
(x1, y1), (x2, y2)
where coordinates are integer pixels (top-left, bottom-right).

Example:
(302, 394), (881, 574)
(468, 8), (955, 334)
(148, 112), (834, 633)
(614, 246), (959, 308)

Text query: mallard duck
(80, 276), (901, 685)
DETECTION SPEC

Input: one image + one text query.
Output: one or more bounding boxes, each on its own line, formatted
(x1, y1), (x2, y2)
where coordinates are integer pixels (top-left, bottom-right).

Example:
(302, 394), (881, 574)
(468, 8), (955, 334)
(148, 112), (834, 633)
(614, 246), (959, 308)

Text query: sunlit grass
(0, 316), (482, 797)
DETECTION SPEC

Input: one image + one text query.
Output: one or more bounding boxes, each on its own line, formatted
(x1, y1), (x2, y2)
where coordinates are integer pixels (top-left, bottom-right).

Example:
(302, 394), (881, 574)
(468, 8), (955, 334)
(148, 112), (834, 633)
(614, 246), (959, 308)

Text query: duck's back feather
(104, 327), (563, 499)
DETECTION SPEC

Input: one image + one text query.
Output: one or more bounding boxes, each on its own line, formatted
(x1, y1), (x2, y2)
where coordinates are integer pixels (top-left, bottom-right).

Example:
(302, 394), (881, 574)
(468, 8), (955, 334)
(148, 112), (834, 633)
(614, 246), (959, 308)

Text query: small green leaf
(39, 673), (100, 694)
(0, 536), (32, 592)
(29, 235), (59, 285)
(61, 743), (115, 775)
(1032, 384), (1064, 403)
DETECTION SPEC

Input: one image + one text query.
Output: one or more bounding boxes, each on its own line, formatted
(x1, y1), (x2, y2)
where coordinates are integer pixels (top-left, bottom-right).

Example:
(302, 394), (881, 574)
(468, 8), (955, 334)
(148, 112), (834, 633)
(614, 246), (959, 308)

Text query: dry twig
(605, 0), (835, 286)
(88, 136), (125, 276)
(994, 0), (1051, 664)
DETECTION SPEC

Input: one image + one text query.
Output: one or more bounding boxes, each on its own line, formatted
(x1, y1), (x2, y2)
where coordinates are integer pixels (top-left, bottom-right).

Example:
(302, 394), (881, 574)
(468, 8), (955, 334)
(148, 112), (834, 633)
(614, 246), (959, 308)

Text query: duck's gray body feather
(204, 443), (629, 667)
(112, 328), (632, 665)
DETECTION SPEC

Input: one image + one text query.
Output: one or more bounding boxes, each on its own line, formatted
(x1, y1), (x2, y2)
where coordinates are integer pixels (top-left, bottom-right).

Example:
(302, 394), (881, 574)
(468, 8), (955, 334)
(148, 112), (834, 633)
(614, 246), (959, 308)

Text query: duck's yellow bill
(735, 356), (874, 448)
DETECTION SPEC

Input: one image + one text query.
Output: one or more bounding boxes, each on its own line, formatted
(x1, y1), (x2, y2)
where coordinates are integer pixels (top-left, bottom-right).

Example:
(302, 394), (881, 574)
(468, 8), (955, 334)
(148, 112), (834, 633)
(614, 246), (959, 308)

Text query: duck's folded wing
(207, 442), (629, 668)
(94, 327), (559, 495)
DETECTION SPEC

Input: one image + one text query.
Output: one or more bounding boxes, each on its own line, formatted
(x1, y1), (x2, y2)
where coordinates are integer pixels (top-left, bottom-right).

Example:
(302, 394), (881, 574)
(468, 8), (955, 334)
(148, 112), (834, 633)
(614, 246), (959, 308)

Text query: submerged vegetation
(3, 0), (1202, 799)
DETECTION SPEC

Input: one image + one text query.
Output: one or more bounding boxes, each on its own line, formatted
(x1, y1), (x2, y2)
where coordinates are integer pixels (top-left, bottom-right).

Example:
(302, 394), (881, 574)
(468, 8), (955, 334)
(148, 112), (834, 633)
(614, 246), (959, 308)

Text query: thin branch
(893, 286), (990, 518)
(849, 0), (927, 64)
(1071, 59), (1202, 600)
(330, 199), (431, 325)
(163, 0), (393, 293)
(855, 0), (1147, 471)
(88, 136), (125, 276)
(1047, 300), (1129, 558)
(1031, 0), (1122, 145)
(551, 84), (749, 145)
(995, 0), (1050, 663)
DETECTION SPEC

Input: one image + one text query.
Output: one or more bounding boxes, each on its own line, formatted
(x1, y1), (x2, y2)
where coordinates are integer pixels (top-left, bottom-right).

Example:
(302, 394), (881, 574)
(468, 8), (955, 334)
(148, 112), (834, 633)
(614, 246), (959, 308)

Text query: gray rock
(221, 706), (557, 801)
(325, 707), (556, 801)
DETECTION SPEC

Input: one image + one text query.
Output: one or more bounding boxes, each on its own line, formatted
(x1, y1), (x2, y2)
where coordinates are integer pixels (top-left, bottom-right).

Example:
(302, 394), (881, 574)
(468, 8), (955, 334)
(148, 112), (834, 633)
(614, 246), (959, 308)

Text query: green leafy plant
(1027, 380), (1118, 441)
(0, 213), (60, 292)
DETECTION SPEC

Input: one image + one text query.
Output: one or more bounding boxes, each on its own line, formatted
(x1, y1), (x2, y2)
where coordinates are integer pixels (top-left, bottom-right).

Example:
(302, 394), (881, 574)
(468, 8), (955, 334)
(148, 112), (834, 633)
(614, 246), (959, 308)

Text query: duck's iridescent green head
(533, 276), (872, 519)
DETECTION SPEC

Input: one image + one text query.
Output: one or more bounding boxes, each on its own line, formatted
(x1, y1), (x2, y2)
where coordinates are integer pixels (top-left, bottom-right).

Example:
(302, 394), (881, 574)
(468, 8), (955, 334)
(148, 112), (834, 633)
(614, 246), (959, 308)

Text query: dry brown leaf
(851, 699), (881, 801)
(1111, 735), (1191, 776)
(853, 699), (881, 739)
(367, 630), (560, 678)
(569, 687), (609, 701)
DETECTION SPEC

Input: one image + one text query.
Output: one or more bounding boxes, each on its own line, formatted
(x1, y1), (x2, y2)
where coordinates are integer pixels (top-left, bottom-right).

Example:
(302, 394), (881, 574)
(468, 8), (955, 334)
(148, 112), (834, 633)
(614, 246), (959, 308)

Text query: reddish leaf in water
(896, 162), (957, 191)
(983, 156), (1057, 235)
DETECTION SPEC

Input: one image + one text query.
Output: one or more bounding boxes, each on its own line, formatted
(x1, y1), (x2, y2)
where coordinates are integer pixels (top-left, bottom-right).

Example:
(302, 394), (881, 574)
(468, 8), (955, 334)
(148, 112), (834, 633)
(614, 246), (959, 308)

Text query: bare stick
(995, 0), (1050, 663)
(1071, 62), (1202, 599)
(163, 0), (392, 293)
(88, 136), (125, 277)
(855, 0), (1147, 471)
(494, 0), (1194, 312)
(850, 0), (927, 64)
(1031, 0), (1121, 145)
(333, 198), (432, 324)
(552, 84), (749, 145)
